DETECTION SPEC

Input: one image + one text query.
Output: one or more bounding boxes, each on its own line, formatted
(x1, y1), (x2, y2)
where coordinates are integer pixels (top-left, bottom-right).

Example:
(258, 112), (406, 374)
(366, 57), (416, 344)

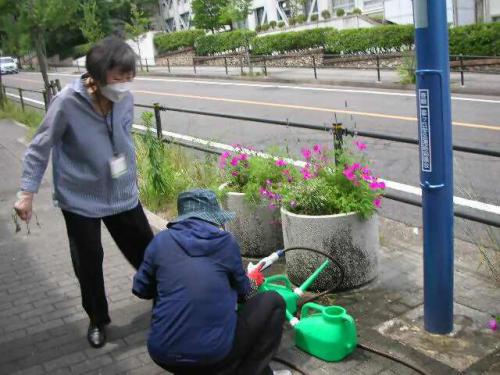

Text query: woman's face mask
(100, 82), (132, 103)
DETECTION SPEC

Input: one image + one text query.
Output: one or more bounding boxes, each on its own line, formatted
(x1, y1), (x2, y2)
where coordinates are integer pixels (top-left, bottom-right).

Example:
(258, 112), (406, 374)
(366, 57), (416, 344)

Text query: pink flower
(259, 187), (267, 196)
(373, 198), (382, 208)
(343, 168), (356, 181)
(313, 144), (321, 154)
(221, 151), (231, 159)
(354, 140), (367, 151)
(369, 181), (386, 190)
(300, 167), (313, 180)
(301, 148), (312, 160)
(275, 159), (287, 167)
(268, 203), (276, 210)
(231, 171), (239, 177)
(239, 153), (248, 161)
(266, 179), (273, 185)
(488, 319), (498, 331)
(362, 174), (373, 182)
(230, 157), (239, 166)
(352, 163), (361, 170)
(290, 200), (297, 208)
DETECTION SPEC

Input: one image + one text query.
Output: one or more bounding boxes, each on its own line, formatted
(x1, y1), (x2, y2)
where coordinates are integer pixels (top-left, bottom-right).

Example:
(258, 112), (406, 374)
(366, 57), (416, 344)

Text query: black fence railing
(2, 83), (499, 228)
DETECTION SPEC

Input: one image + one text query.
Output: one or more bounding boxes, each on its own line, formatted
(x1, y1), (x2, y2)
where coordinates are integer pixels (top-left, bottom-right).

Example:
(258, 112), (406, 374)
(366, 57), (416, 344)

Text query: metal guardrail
(2, 83), (499, 227)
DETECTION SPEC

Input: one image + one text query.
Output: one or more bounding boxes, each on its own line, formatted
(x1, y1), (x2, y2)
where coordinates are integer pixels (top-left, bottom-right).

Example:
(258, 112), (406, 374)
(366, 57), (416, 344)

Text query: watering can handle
(263, 275), (292, 288)
(300, 302), (325, 318)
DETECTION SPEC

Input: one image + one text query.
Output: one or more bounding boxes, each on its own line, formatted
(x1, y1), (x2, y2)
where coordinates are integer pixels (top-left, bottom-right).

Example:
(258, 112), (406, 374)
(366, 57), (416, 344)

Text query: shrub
(278, 21), (285, 28)
(321, 10), (331, 20)
(398, 53), (416, 84)
(255, 25), (262, 32)
(261, 23), (270, 32)
(194, 29), (256, 55)
(269, 20), (277, 29)
(296, 14), (307, 24)
(449, 23), (500, 56)
(251, 27), (332, 55)
(289, 17), (297, 26)
(311, 14), (319, 22)
(154, 30), (205, 54)
(336, 8), (345, 17)
(352, 8), (362, 15)
(325, 24), (414, 54)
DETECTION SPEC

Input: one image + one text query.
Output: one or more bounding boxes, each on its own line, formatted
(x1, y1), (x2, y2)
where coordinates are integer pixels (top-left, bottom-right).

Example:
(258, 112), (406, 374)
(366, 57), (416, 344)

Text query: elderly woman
(14, 37), (153, 348)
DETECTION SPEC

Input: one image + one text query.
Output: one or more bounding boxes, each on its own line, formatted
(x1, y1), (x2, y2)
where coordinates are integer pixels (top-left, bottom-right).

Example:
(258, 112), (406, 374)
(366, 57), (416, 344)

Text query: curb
(137, 71), (500, 96)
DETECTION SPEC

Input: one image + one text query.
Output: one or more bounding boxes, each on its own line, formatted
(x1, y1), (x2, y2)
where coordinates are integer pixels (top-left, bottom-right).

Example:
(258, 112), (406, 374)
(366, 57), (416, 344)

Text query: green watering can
(288, 303), (357, 362)
(258, 260), (330, 315)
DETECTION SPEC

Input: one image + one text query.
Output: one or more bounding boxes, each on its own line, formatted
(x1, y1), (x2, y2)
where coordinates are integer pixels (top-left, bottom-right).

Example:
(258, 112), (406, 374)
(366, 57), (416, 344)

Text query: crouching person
(132, 189), (289, 375)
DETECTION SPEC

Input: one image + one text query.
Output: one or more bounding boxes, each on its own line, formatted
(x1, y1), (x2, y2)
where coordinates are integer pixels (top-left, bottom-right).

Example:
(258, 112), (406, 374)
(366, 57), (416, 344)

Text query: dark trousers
(62, 203), (154, 325)
(156, 292), (286, 375)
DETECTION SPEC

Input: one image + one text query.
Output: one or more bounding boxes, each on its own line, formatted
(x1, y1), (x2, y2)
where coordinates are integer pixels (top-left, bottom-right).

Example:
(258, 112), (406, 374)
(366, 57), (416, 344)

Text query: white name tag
(109, 154), (127, 179)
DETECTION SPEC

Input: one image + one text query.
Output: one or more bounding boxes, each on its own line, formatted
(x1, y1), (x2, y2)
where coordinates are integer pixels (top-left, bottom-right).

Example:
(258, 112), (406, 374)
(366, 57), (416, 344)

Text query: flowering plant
(219, 145), (293, 205)
(263, 140), (385, 219)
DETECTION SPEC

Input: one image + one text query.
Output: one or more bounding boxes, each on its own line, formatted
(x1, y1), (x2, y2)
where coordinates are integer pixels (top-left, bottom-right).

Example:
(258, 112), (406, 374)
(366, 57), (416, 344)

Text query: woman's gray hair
(85, 37), (136, 85)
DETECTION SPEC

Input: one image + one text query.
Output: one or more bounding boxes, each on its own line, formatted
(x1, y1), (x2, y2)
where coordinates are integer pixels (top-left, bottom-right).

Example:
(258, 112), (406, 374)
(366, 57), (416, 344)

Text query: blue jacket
(132, 218), (251, 366)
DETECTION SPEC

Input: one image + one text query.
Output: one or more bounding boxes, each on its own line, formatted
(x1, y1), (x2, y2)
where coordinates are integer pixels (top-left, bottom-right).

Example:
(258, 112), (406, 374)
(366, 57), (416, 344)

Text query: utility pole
(413, 0), (454, 334)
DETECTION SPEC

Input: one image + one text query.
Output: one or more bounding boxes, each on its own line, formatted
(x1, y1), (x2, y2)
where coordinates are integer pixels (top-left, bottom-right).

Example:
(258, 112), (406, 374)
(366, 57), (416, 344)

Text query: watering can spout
(297, 260), (330, 294)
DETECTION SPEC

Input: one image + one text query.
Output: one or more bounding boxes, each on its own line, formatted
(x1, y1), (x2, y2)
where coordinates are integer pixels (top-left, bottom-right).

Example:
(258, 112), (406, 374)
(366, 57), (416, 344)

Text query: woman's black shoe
(87, 323), (106, 348)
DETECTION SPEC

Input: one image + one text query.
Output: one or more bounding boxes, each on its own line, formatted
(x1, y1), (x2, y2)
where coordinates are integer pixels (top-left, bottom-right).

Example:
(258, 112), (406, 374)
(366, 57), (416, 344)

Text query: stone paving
(1, 119), (499, 374)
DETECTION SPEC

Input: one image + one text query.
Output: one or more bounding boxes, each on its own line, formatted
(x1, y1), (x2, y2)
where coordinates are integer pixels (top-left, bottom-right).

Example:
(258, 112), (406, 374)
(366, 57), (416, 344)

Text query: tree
(220, 0), (252, 29)
(125, 3), (149, 71)
(192, 0), (229, 33)
(80, 0), (105, 50)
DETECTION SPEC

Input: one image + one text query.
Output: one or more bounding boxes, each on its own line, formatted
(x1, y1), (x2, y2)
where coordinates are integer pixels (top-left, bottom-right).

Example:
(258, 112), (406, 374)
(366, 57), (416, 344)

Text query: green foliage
(449, 23), (500, 56)
(195, 29), (256, 55)
(80, 0), (105, 48)
(321, 10), (331, 20)
(154, 30), (205, 54)
(278, 21), (285, 28)
(352, 8), (362, 15)
(135, 111), (222, 215)
(269, 20), (277, 29)
(125, 3), (149, 41)
(324, 24), (414, 54)
(296, 14), (307, 24)
(255, 25), (262, 33)
(288, 17), (297, 26)
(192, 0), (229, 32)
(311, 14), (319, 22)
(0, 99), (44, 140)
(251, 28), (331, 55)
(336, 8), (345, 17)
(261, 23), (270, 32)
(398, 53), (416, 84)
(262, 142), (384, 218)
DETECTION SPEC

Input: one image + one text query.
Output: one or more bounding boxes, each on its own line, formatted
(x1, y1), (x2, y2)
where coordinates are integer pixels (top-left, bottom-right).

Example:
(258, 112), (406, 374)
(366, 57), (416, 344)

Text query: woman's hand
(14, 191), (34, 222)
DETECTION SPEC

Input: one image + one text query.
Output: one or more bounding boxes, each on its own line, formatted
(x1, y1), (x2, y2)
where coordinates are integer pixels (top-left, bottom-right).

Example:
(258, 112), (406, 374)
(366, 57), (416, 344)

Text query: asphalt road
(3, 72), (499, 221)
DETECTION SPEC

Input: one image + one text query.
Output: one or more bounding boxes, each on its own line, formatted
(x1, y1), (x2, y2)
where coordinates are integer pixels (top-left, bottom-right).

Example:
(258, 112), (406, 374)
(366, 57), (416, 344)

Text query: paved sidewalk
(59, 65), (500, 96)
(1, 119), (499, 374)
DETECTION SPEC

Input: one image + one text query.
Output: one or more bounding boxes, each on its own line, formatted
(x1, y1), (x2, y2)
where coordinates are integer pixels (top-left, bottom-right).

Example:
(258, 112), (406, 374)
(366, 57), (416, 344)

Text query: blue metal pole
(413, 0), (454, 334)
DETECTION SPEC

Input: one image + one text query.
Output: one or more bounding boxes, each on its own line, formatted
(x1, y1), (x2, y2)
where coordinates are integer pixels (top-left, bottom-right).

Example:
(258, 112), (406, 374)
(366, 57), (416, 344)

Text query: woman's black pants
(62, 203), (154, 326)
(155, 291), (286, 375)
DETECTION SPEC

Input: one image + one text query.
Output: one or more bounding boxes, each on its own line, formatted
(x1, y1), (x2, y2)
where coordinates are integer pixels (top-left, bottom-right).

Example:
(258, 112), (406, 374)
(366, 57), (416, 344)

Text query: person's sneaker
(273, 371), (292, 375)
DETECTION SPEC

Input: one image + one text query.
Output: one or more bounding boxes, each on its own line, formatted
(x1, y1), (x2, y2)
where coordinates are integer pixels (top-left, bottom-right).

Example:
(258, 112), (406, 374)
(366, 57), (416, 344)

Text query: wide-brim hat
(167, 189), (235, 227)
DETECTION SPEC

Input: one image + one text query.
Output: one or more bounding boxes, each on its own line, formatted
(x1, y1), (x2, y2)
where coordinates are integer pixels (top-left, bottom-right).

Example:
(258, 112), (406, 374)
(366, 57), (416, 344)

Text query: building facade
(158, 0), (498, 32)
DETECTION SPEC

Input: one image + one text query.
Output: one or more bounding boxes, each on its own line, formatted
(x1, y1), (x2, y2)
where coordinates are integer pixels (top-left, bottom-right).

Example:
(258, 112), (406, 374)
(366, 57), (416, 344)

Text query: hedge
(252, 28), (332, 55)
(195, 29), (256, 56)
(448, 23), (500, 56)
(154, 30), (205, 54)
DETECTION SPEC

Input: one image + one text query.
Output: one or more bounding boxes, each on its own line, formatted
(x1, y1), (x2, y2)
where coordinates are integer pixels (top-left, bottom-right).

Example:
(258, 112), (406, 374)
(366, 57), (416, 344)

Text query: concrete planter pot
(222, 190), (284, 257)
(281, 208), (379, 291)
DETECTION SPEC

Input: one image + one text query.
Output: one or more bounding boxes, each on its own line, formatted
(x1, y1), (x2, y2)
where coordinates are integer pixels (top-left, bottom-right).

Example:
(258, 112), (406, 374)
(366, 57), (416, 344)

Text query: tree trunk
(136, 39), (143, 72)
(34, 31), (51, 98)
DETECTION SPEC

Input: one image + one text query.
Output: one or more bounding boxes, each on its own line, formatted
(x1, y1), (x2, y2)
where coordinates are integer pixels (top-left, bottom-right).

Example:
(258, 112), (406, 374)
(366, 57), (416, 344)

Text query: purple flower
(290, 200), (297, 208)
(373, 198), (382, 208)
(354, 140), (367, 151)
(301, 148), (312, 160)
(275, 159), (287, 167)
(230, 157), (239, 166)
(488, 319), (498, 331)
(266, 179), (273, 185)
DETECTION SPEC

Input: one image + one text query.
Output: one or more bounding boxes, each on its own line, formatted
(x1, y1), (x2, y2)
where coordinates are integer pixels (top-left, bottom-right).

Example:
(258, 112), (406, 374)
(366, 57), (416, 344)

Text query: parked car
(0, 57), (18, 74)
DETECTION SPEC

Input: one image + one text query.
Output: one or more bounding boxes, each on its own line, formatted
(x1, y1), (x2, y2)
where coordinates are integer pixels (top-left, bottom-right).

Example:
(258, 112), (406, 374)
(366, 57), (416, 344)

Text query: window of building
(363, 0), (383, 11)
(255, 7), (266, 25)
(332, 0), (355, 12)
(180, 12), (191, 28)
